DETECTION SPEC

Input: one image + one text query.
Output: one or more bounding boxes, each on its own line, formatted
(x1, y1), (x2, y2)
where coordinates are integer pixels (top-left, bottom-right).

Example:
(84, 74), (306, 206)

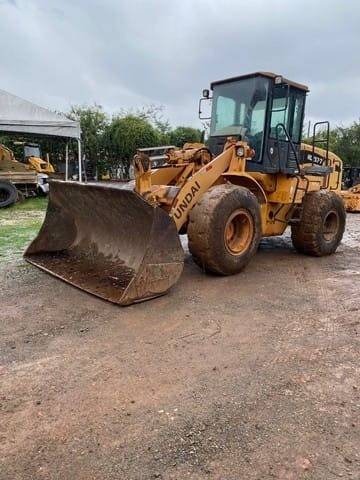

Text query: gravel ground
(0, 215), (359, 480)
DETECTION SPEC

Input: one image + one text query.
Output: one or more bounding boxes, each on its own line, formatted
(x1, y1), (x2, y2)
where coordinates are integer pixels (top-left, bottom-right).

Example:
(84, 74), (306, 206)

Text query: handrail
(275, 123), (300, 172)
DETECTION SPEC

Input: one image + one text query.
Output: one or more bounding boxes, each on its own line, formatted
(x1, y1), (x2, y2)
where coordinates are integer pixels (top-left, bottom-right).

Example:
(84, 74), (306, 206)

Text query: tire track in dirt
(0, 218), (359, 480)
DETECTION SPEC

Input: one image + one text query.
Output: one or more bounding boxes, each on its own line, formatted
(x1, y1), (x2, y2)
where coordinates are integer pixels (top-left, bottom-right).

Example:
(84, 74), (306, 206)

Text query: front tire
(188, 184), (262, 275)
(291, 190), (346, 256)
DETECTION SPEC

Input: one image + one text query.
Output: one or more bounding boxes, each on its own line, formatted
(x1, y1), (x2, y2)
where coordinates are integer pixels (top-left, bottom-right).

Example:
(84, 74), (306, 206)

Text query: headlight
(236, 146), (245, 157)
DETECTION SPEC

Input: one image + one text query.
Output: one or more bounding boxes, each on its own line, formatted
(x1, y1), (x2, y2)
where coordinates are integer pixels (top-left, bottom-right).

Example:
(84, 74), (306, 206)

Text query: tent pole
(65, 140), (69, 181)
(78, 139), (82, 183)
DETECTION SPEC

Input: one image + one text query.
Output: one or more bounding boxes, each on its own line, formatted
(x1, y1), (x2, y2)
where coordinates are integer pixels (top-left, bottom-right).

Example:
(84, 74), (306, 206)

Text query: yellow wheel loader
(340, 184), (360, 212)
(25, 72), (346, 305)
(298, 141), (360, 213)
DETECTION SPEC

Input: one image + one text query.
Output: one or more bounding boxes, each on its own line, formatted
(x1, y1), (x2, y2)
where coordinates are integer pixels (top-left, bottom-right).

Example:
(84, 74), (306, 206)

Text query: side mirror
(198, 97), (212, 120)
(199, 88), (212, 120)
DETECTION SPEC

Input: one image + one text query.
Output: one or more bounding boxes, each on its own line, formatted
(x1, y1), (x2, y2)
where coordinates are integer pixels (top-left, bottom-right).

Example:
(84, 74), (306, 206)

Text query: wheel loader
(24, 72), (346, 305)
(340, 184), (360, 212)
(339, 166), (360, 212)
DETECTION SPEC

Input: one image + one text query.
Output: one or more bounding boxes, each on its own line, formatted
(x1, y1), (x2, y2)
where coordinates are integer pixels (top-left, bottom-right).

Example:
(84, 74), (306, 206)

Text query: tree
(330, 121), (360, 166)
(103, 115), (161, 167)
(303, 120), (360, 167)
(153, 119), (172, 145)
(114, 104), (172, 145)
(169, 126), (202, 147)
(67, 104), (108, 164)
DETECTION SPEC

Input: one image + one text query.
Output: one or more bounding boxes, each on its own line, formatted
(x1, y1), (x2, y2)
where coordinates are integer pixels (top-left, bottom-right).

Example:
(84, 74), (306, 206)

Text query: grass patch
(8, 196), (48, 212)
(0, 197), (48, 264)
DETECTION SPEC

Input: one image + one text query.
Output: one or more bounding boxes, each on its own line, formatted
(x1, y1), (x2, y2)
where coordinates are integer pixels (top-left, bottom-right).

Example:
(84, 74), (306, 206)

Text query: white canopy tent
(0, 88), (81, 181)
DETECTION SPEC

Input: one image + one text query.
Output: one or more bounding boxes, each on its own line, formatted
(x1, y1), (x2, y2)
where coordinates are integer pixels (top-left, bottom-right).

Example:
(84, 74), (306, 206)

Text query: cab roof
(210, 71), (309, 92)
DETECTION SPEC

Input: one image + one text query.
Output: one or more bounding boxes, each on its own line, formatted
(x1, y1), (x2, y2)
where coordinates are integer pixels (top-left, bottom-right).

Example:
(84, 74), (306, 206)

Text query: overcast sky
(1, 0), (359, 130)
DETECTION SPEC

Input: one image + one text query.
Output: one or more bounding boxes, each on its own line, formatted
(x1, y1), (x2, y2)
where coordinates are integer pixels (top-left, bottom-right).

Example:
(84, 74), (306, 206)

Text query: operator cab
(23, 143), (42, 162)
(200, 72), (308, 174)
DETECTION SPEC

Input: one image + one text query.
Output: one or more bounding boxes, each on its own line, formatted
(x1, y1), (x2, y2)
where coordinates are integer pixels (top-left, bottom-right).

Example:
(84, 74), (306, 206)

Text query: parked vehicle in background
(13, 141), (55, 174)
(0, 143), (46, 207)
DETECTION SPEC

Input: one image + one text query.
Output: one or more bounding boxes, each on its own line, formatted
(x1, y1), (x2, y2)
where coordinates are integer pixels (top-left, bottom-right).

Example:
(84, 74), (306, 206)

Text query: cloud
(0, 0), (359, 128)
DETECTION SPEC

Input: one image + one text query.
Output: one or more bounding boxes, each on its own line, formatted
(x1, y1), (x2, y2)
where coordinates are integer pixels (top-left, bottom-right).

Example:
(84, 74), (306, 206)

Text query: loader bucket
(24, 181), (184, 305)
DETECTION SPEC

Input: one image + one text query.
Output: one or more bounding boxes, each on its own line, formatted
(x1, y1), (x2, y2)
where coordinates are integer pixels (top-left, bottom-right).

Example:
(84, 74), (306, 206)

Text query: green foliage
(303, 120), (360, 167)
(169, 126), (202, 147)
(112, 104), (172, 145)
(68, 104), (108, 163)
(103, 115), (161, 166)
(0, 136), (23, 160)
(1, 103), (205, 175)
(330, 121), (360, 166)
(0, 135), (67, 169)
(154, 119), (172, 145)
(65, 103), (204, 172)
(32, 137), (69, 169)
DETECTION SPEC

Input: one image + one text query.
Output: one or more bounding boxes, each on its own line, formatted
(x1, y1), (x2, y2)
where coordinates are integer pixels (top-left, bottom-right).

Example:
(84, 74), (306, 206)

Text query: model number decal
(306, 153), (323, 165)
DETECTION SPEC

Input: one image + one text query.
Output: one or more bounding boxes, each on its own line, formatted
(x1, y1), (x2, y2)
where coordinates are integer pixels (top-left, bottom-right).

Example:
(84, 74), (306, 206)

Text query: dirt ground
(0, 215), (359, 480)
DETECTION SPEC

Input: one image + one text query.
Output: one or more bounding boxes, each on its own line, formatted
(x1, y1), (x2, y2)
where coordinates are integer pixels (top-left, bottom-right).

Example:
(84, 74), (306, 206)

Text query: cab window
(270, 87), (305, 143)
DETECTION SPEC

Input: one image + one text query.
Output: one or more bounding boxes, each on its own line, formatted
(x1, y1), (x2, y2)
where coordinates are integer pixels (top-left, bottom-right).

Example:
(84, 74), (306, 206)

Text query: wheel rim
(323, 210), (339, 242)
(224, 209), (254, 255)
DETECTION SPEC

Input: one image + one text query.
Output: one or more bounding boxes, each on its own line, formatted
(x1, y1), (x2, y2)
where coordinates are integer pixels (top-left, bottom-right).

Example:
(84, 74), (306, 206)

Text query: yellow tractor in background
(300, 144), (360, 212)
(14, 141), (55, 174)
(0, 143), (40, 206)
(25, 72), (347, 305)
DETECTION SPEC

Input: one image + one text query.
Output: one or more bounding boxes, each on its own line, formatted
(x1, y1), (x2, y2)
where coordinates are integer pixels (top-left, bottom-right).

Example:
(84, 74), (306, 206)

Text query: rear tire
(188, 184), (262, 275)
(0, 181), (18, 208)
(291, 190), (345, 256)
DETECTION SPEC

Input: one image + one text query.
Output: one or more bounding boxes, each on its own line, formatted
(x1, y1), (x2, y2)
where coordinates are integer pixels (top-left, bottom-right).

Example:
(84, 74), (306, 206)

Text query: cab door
(267, 85), (306, 174)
